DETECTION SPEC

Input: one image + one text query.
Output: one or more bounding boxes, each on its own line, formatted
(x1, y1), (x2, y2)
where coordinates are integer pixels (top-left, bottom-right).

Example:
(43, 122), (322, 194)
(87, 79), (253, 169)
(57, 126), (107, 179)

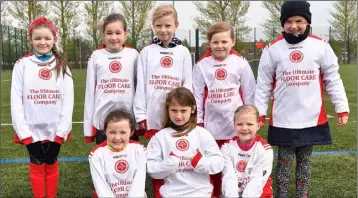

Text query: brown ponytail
(52, 44), (71, 78)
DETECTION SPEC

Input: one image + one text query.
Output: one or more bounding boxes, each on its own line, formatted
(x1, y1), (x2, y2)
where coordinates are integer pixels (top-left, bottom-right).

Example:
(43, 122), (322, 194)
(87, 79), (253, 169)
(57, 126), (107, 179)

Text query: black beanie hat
(280, 0), (311, 27)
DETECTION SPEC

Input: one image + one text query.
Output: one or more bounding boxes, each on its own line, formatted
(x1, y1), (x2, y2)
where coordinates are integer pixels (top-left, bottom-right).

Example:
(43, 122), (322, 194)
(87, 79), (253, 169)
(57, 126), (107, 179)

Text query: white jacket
(221, 136), (273, 198)
(83, 46), (138, 142)
(133, 44), (193, 130)
(147, 126), (224, 197)
(255, 34), (349, 128)
(193, 50), (256, 140)
(11, 52), (74, 144)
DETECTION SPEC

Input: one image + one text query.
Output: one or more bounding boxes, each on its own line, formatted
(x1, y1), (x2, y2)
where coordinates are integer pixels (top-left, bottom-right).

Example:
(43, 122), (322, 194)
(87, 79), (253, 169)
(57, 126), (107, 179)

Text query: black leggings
(95, 129), (139, 145)
(26, 141), (61, 165)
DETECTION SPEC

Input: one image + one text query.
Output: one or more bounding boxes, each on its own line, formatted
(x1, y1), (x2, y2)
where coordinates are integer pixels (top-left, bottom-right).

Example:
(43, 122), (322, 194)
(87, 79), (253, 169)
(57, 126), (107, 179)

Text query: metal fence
(1, 24), (356, 72)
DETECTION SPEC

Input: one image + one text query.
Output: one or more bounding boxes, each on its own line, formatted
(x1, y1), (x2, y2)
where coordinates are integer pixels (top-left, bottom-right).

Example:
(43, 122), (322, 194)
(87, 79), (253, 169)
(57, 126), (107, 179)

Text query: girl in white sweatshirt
(146, 87), (224, 197)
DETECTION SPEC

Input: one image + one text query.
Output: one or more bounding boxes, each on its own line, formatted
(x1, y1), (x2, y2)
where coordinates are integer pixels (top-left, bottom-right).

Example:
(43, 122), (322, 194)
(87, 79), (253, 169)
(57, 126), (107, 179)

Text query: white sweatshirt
(83, 46), (138, 142)
(221, 136), (273, 198)
(133, 44), (193, 130)
(193, 50), (256, 140)
(11, 52), (74, 145)
(255, 34), (349, 128)
(146, 126), (224, 197)
(89, 141), (146, 198)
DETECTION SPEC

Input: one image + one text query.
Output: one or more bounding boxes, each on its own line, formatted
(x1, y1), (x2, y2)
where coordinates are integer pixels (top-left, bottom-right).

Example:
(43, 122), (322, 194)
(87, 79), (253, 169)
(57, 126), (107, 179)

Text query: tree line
(1, 1), (356, 60)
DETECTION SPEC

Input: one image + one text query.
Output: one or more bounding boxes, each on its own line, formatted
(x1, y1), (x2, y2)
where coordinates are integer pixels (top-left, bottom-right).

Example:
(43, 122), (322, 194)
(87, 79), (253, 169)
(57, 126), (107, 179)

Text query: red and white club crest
(160, 56), (173, 68)
(109, 61), (122, 73)
(39, 68), (52, 80)
(236, 160), (247, 172)
(289, 50), (304, 63)
(115, 160), (129, 174)
(215, 68), (227, 80)
(176, 139), (189, 151)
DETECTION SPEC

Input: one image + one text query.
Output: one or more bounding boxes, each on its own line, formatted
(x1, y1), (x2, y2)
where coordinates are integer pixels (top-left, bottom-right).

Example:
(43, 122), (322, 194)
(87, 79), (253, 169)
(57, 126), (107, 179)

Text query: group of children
(10, 1), (349, 198)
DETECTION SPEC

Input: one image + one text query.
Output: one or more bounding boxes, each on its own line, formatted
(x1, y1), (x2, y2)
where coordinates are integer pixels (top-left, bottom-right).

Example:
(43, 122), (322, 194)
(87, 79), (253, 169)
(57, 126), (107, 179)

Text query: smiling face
(105, 120), (132, 150)
(103, 21), (128, 52)
(153, 14), (178, 46)
(234, 110), (260, 145)
(209, 30), (235, 60)
(283, 15), (308, 35)
(30, 26), (55, 54)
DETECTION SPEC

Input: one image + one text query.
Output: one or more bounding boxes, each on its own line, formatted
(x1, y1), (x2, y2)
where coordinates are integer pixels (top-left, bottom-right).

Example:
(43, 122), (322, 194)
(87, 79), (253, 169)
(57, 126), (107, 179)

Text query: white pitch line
(2, 117), (355, 126)
(1, 121), (84, 126)
(1, 80), (10, 82)
(265, 115), (335, 119)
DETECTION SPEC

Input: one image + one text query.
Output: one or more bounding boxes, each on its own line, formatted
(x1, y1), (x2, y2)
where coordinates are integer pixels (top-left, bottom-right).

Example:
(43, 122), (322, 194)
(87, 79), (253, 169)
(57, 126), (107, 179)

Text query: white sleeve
(242, 148), (273, 198)
(255, 47), (275, 116)
(147, 135), (180, 179)
(83, 54), (96, 138)
(191, 131), (224, 174)
(10, 60), (32, 141)
(240, 59), (256, 105)
(320, 42), (349, 113)
(192, 64), (206, 123)
(221, 143), (239, 197)
(56, 68), (74, 139)
(182, 48), (193, 91)
(89, 152), (116, 197)
(128, 145), (147, 198)
(133, 49), (148, 123)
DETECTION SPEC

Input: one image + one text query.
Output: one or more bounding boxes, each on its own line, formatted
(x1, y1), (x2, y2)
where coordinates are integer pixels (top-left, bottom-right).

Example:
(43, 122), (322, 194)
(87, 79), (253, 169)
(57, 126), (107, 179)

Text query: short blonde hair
(234, 105), (260, 124)
(207, 22), (234, 41)
(152, 4), (178, 25)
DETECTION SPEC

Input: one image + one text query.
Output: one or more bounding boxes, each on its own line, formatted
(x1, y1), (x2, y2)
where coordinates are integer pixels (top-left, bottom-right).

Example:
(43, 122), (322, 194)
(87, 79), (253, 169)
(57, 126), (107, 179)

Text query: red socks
(29, 163), (46, 198)
(45, 161), (59, 198)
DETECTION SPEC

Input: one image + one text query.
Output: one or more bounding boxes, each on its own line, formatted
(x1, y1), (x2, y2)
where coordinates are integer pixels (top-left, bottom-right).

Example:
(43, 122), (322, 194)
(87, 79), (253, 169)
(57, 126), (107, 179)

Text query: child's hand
(337, 112), (349, 126)
(138, 120), (147, 130)
(259, 116), (266, 127)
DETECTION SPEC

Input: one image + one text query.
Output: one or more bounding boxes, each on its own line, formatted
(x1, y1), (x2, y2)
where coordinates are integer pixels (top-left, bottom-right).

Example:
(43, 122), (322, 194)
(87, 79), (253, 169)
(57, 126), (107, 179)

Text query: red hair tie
(28, 17), (57, 39)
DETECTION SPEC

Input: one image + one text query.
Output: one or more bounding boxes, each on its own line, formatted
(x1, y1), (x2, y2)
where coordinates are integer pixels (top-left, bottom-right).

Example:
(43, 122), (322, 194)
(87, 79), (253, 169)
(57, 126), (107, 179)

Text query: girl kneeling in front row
(147, 87), (224, 197)
(221, 105), (273, 198)
(89, 109), (146, 198)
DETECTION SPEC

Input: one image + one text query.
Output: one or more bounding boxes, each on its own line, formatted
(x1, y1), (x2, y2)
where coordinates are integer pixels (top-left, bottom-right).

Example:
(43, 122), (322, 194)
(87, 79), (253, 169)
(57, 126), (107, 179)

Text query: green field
(0, 64), (356, 197)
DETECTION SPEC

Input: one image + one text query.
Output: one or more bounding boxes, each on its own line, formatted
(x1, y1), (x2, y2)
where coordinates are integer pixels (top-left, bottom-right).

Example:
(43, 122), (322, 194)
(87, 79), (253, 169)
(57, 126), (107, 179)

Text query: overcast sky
(6, 1), (336, 46)
(153, 1), (335, 45)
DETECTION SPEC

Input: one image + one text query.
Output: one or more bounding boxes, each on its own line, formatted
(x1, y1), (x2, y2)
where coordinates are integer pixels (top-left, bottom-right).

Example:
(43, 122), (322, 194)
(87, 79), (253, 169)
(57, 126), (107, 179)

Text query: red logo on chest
(39, 68), (52, 80)
(176, 139), (189, 151)
(236, 160), (247, 172)
(109, 61), (122, 73)
(215, 68), (227, 80)
(289, 50), (304, 63)
(160, 56), (173, 68)
(115, 160), (129, 174)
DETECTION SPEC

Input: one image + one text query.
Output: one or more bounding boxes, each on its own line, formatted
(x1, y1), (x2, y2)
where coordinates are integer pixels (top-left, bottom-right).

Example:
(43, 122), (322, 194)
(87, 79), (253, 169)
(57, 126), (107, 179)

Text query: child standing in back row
(255, 1), (349, 197)
(133, 4), (193, 197)
(84, 13), (139, 145)
(11, 17), (74, 198)
(192, 22), (256, 197)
